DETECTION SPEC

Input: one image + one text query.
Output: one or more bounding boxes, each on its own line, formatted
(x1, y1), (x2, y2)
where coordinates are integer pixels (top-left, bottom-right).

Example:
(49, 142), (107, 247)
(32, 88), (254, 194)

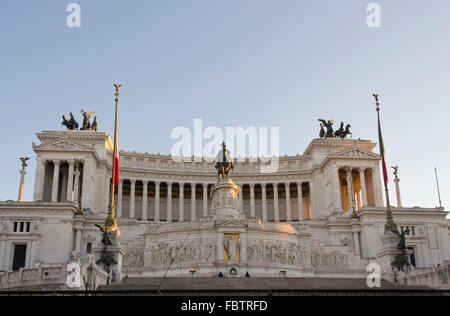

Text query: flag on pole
(112, 131), (119, 186)
(376, 100), (389, 187)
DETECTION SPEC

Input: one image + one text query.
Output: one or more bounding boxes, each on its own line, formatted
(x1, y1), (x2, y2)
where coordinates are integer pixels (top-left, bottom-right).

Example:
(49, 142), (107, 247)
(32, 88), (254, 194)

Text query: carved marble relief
(144, 240), (216, 267)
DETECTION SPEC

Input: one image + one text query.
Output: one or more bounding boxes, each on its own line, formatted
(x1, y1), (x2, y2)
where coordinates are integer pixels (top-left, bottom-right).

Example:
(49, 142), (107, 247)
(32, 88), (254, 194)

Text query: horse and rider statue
(215, 141), (234, 180)
(318, 119), (351, 139)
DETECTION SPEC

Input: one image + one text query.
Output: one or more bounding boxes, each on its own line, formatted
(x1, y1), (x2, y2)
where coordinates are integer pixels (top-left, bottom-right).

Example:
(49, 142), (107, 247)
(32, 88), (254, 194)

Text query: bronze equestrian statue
(215, 142), (234, 180)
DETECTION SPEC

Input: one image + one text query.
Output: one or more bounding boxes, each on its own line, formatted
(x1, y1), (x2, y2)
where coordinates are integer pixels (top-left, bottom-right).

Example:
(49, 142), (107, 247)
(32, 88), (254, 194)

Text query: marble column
(191, 183), (196, 221)
(333, 166), (342, 210)
(346, 169), (354, 213)
(61, 173), (68, 202)
(18, 169), (26, 202)
(51, 160), (60, 202)
(373, 166), (384, 207)
(394, 175), (402, 208)
(285, 182), (291, 222)
(273, 183), (280, 222)
(179, 182), (184, 222)
(129, 179), (136, 218)
(66, 160), (74, 201)
(359, 168), (368, 207)
(249, 183), (255, 218)
(202, 183), (208, 217)
(239, 184), (244, 213)
(117, 179), (123, 218)
(261, 183), (267, 221)
(154, 181), (160, 221)
(75, 230), (82, 253)
(33, 158), (45, 201)
(308, 181), (315, 219)
(167, 182), (173, 222)
(297, 182), (304, 219)
(73, 169), (80, 204)
(142, 180), (148, 221)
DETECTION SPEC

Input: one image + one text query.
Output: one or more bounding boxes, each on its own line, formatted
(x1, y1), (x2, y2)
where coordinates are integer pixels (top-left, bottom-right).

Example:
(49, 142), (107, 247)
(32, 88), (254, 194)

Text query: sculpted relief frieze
(118, 152), (312, 175)
(247, 241), (311, 268)
(144, 240), (216, 268)
(123, 239), (145, 269)
(310, 251), (348, 267)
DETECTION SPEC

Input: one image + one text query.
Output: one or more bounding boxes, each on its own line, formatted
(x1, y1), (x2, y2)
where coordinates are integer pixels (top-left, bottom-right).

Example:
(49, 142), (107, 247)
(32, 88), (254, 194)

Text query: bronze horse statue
(215, 142), (234, 180)
(62, 112), (79, 130)
(334, 123), (351, 139)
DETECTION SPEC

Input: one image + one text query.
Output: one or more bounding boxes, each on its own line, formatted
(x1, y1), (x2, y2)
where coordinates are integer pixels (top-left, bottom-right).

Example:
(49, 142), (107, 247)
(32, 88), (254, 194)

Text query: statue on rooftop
(215, 141), (234, 180)
(318, 119), (334, 138)
(80, 110), (96, 130)
(62, 112), (79, 130)
(318, 119), (351, 139)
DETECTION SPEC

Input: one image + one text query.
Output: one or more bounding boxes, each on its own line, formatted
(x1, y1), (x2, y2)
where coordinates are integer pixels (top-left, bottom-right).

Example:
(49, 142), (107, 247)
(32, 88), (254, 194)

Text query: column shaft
(73, 170), (80, 203)
(18, 169), (26, 202)
(191, 183), (196, 221)
(394, 177), (402, 208)
(155, 181), (160, 221)
(250, 184), (255, 218)
(51, 161), (60, 202)
(130, 179), (136, 218)
(179, 183), (184, 222)
(346, 170), (354, 213)
(202, 184), (208, 217)
(117, 179), (123, 218)
(167, 182), (173, 222)
(359, 168), (368, 207)
(142, 181), (148, 221)
(274, 184), (279, 222)
(297, 182), (304, 219)
(261, 184), (267, 221)
(285, 182), (291, 221)
(75, 230), (82, 253)
(33, 159), (45, 201)
(66, 161), (74, 201)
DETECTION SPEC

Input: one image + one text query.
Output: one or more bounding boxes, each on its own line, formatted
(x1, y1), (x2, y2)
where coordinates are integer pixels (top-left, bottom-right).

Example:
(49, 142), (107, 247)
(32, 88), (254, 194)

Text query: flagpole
(105, 84), (121, 234)
(373, 94), (397, 232)
(434, 167), (442, 208)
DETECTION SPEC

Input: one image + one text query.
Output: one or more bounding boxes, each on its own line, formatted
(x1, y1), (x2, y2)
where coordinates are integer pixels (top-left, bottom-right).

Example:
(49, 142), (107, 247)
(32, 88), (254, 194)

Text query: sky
(0, 0), (449, 212)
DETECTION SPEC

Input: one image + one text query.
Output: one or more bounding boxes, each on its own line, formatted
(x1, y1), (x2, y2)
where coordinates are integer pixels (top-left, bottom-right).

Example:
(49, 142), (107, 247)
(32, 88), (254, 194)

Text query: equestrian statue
(215, 141), (234, 180)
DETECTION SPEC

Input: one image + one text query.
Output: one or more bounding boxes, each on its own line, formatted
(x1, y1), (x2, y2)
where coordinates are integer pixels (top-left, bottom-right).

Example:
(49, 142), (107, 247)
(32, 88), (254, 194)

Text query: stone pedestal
(210, 178), (245, 221)
(94, 231), (124, 284)
(376, 230), (400, 282)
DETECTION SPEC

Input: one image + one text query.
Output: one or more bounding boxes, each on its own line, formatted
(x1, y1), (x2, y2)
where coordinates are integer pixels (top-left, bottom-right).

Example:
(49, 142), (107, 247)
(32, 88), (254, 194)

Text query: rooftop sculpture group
(318, 119), (351, 139)
(62, 110), (98, 131)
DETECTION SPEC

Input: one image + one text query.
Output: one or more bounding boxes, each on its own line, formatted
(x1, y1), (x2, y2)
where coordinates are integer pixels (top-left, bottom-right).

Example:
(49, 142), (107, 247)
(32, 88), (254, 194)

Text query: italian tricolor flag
(378, 116), (388, 187)
(112, 130), (119, 186)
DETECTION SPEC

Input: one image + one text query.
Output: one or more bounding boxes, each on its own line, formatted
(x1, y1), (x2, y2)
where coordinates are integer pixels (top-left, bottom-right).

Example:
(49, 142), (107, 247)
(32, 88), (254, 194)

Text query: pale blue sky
(0, 1), (449, 211)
